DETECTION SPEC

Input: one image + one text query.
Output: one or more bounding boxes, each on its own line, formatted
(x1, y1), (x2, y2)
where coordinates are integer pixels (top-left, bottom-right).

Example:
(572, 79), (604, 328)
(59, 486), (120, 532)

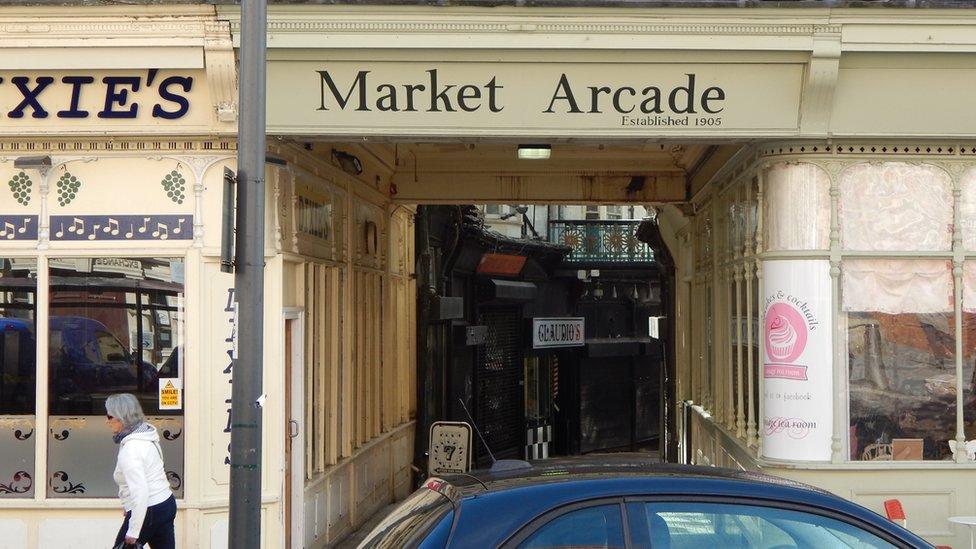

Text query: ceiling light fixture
(517, 144), (551, 160)
(332, 149), (364, 175)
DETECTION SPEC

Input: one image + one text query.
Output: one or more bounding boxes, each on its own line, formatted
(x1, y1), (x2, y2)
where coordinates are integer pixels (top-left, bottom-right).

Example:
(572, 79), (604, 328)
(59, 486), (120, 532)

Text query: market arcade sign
(318, 70), (727, 126)
(267, 61), (804, 136)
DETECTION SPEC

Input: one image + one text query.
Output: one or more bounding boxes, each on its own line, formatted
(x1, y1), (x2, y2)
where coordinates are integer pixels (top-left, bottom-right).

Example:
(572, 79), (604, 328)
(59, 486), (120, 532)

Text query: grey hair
(105, 393), (145, 427)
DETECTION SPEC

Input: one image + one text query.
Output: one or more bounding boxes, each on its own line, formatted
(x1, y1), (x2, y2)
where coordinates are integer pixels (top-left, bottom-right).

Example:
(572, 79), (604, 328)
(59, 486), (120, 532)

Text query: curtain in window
(763, 163), (830, 251)
(839, 163), (952, 252)
(963, 262), (976, 313)
(960, 167), (976, 252)
(842, 259), (953, 314)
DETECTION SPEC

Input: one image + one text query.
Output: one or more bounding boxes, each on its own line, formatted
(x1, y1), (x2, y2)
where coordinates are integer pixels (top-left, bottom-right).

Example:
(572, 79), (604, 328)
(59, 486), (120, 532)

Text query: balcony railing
(548, 220), (654, 265)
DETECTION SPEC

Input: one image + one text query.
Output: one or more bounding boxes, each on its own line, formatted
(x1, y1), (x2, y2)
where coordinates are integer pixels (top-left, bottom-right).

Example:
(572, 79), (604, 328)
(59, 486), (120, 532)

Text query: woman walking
(106, 393), (177, 549)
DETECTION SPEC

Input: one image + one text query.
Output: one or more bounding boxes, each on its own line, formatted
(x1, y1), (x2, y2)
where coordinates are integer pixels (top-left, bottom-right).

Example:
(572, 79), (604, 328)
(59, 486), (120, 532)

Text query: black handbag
(112, 542), (144, 549)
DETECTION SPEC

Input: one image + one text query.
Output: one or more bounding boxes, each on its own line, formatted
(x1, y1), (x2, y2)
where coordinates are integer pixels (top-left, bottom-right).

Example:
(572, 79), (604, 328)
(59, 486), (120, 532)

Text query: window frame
(625, 495), (914, 549)
(502, 497), (631, 549)
(0, 253), (188, 502)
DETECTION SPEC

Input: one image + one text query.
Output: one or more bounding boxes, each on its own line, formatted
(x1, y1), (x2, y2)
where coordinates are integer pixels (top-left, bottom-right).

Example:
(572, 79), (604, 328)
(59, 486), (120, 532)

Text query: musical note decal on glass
(50, 215), (192, 242)
(0, 215), (39, 240)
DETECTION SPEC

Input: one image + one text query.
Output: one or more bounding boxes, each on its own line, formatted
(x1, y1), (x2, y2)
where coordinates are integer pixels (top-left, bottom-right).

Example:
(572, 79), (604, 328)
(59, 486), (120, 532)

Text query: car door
(622, 498), (918, 549)
(505, 498), (630, 549)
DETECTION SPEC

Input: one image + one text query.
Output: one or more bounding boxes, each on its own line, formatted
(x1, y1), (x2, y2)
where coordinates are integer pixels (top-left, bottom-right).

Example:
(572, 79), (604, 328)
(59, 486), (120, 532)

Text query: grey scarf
(113, 421), (151, 444)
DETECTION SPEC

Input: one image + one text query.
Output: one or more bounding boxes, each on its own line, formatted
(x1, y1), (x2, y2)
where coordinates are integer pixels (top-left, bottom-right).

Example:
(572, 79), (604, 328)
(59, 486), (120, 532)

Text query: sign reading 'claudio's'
(533, 317), (585, 349)
(267, 61), (804, 136)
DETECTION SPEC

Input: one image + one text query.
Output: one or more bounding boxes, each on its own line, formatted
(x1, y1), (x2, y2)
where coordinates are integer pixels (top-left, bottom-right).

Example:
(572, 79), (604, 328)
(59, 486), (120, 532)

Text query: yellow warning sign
(158, 378), (182, 410)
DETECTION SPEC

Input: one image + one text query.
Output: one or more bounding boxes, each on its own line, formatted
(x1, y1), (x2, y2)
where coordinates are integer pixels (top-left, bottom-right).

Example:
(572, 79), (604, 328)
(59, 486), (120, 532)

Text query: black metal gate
(476, 308), (523, 462)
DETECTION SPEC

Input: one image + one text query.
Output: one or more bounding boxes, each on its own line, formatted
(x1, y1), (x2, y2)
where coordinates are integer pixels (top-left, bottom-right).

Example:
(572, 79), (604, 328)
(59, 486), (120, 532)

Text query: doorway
(283, 310), (304, 548)
(414, 200), (674, 466)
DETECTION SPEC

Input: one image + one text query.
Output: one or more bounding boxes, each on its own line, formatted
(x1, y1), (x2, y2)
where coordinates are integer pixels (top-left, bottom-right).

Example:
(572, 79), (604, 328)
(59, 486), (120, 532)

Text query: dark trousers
(115, 495), (177, 549)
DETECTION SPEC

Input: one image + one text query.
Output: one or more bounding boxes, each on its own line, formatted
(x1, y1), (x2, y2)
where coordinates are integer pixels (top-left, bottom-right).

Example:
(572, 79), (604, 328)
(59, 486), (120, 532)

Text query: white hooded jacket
(114, 424), (173, 539)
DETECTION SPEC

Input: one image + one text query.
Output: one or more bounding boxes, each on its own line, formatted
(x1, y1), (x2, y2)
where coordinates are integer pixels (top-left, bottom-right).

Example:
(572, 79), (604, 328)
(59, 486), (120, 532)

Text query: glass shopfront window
(0, 258), (37, 498)
(845, 260), (956, 461)
(963, 263), (976, 453)
(839, 163), (958, 462)
(47, 257), (184, 498)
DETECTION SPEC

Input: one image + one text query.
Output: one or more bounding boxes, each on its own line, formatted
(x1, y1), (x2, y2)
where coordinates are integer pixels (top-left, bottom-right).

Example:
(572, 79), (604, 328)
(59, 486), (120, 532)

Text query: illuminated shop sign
(533, 317), (585, 349)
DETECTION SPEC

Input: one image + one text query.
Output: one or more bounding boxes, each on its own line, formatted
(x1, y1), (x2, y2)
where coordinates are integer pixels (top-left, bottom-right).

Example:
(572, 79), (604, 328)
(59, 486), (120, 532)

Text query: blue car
(0, 315), (159, 414)
(48, 316), (159, 412)
(358, 456), (933, 549)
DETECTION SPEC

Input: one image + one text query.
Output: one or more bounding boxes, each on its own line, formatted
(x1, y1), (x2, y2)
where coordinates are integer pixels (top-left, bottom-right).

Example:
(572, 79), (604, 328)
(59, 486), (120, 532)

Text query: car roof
(49, 316), (110, 331)
(432, 456), (929, 548)
(448, 455), (826, 493)
(0, 317), (31, 331)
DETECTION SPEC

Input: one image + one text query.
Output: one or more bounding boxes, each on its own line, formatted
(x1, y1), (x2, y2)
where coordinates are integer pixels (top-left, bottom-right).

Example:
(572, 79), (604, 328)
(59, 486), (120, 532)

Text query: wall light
(517, 144), (551, 160)
(14, 155), (52, 170)
(332, 149), (363, 175)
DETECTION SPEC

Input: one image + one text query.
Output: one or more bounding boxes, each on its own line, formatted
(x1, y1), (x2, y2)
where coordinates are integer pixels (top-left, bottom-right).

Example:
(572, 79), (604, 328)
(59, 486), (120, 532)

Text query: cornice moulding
(250, 19), (841, 37)
(0, 5), (216, 17)
(0, 13), (225, 43)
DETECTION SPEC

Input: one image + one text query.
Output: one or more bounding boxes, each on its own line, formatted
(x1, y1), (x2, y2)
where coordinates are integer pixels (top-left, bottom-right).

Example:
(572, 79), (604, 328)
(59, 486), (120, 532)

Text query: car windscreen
(358, 486), (454, 549)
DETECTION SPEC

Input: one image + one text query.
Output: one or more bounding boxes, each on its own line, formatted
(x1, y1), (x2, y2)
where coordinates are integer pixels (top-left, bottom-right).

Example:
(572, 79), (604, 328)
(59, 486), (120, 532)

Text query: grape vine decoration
(56, 172), (82, 207)
(161, 170), (186, 204)
(7, 171), (33, 206)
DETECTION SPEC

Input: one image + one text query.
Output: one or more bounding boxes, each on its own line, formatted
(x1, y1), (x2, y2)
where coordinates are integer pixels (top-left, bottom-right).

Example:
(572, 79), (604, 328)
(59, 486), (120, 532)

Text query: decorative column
(735, 260), (746, 440)
(713, 205), (725, 425)
(725, 192), (737, 432)
(828, 163), (845, 463)
(754, 169), (765, 453)
(705, 209), (716, 413)
(36, 159), (54, 251)
(726, 262), (736, 432)
(683, 230), (697, 406)
(742, 180), (757, 446)
(949, 164), (968, 462)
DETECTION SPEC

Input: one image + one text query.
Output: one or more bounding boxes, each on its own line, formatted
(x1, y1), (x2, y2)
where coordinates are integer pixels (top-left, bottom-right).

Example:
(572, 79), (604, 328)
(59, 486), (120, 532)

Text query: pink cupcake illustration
(767, 315), (797, 360)
(764, 303), (807, 364)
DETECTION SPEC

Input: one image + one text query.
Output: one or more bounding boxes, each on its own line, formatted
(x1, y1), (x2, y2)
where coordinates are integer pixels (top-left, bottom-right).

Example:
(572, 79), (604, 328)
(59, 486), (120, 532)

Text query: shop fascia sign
(318, 69), (726, 120)
(268, 60), (802, 134)
(0, 71), (194, 121)
(533, 317), (585, 349)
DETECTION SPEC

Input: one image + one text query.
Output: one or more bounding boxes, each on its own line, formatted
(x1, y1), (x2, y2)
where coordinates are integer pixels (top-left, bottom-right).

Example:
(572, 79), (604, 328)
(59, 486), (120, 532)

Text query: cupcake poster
(761, 259), (832, 461)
